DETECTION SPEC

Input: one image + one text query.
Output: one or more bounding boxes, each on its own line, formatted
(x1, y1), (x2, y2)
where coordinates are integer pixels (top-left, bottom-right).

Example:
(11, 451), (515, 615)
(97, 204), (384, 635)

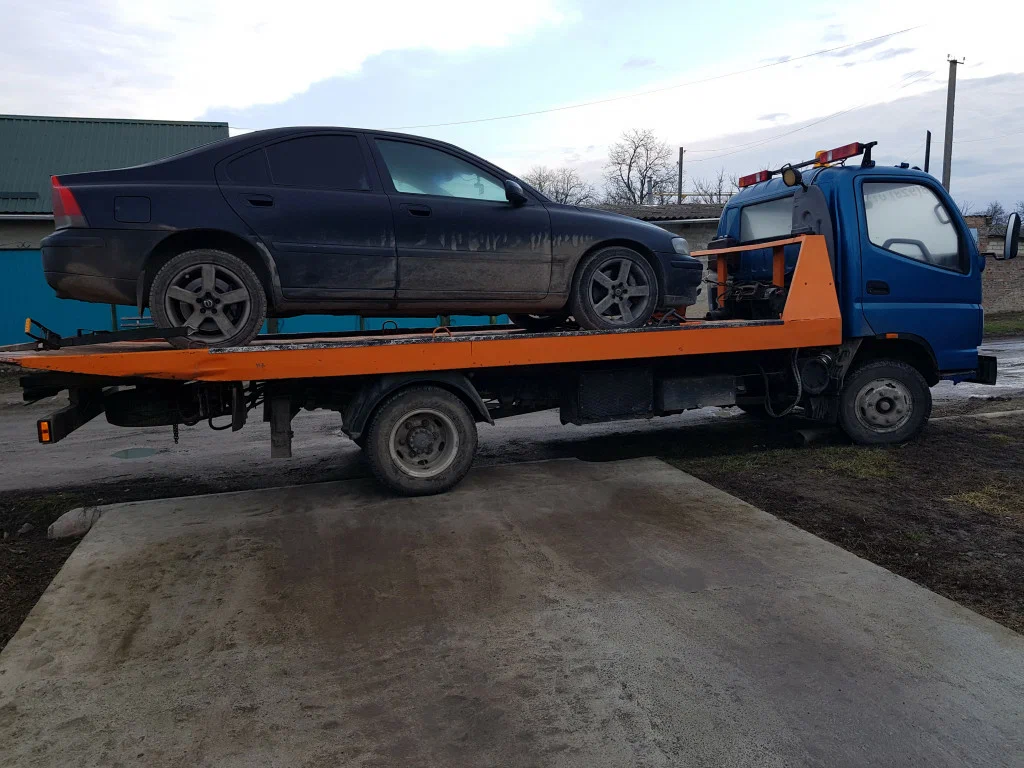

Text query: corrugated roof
(597, 203), (724, 221)
(0, 114), (229, 214)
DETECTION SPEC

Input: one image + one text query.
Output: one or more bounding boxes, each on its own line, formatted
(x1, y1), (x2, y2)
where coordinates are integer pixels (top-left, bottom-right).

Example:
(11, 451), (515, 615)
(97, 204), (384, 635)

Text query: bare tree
(983, 201), (1008, 228)
(1014, 200), (1024, 220)
(957, 200), (974, 216)
(689, 168), (738, 204)
(602, 129), (675, 205)
(523, 165), (597, 205)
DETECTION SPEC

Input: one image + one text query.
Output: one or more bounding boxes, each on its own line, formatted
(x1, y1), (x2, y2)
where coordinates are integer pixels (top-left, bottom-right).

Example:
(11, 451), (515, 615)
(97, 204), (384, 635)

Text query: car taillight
(737, 170), (772, 188)
(50, 176), (88, 229)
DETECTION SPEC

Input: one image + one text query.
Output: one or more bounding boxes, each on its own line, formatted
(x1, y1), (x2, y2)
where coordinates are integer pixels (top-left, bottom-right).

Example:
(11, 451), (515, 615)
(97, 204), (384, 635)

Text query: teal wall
(1, 249), (509, 345)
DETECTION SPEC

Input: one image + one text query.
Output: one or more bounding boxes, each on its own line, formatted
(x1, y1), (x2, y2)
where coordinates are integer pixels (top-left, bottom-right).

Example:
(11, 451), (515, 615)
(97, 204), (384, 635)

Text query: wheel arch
(342, 372), (493, 442)
(850, 335), (940, 386)
(136, 229), (279, 312)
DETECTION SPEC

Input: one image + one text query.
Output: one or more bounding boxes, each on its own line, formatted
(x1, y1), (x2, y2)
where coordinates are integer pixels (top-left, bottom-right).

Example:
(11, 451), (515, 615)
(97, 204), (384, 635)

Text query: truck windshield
(739, 196), (793, 242)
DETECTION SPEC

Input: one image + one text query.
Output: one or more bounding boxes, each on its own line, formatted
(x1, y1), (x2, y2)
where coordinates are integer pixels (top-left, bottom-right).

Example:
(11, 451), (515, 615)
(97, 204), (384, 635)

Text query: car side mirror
(504, 179), (528, 206)
(998, 212), (1020, 260)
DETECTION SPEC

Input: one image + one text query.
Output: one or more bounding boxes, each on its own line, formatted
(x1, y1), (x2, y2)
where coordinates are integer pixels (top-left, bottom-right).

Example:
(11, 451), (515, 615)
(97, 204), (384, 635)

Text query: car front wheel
(150, 249), (267, 348)
(570, 247), (659, 330)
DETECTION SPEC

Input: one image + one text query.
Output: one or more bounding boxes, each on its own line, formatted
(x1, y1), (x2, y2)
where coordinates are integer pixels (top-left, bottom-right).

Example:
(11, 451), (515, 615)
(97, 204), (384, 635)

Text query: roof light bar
(737, 170), (772, 188)
(814, 142), (864, 165)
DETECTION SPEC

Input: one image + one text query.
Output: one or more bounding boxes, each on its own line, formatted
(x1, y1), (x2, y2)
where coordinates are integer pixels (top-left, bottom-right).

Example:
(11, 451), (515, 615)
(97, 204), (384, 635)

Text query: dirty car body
(41, 127), (703, 341)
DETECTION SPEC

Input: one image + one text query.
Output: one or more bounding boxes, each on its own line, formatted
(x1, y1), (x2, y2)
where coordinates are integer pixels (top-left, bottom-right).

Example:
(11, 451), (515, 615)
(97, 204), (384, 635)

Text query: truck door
(857, 177), (982, 371)
(217, 133), (396, 300)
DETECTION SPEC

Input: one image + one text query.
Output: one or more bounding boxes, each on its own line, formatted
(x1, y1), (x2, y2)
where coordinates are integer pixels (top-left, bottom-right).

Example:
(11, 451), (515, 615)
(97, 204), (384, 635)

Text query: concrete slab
(1, 458), (1022, 768)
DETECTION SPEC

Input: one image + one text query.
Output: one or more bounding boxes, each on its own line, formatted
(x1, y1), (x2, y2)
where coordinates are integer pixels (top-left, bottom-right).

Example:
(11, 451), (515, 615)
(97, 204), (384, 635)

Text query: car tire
(838, 359), (931, 445)
(365, 386), (478, 496)
(150, 249), (267, 348)
(570, 246), (659, 330)
(508, 313), (570, 333)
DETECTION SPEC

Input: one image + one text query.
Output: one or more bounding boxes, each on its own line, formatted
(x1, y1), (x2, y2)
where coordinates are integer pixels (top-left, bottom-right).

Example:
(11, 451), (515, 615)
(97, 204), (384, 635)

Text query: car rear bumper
(660, 254), (704, 307)
(41, 228), (155, 305)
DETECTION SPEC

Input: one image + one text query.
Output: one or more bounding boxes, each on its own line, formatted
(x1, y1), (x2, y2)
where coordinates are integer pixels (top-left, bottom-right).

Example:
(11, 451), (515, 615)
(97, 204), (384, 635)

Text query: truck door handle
(246, 195), (274, 207)
(866, 280), (890, 295)
(403, 204), (431, 217)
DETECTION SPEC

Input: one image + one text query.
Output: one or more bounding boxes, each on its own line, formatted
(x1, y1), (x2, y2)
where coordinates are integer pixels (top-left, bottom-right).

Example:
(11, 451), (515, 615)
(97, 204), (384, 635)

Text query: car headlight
(671, 237), (689, 255)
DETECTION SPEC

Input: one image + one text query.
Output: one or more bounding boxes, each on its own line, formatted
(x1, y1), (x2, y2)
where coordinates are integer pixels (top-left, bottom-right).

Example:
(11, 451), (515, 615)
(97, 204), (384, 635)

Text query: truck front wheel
(838, 359), (931, 445)
(365, 386), (478, 496)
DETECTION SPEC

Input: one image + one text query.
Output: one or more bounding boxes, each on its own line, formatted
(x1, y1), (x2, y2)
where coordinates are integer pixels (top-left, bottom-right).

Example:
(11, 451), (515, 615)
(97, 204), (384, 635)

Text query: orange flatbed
(1, 235), (841, 381)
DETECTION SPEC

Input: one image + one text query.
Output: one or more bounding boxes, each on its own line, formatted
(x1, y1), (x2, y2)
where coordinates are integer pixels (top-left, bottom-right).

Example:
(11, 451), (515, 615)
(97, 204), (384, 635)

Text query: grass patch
(985, 311), (1024, 338)
(812, 446), (895, 480)
(946, 484), (1022, 518)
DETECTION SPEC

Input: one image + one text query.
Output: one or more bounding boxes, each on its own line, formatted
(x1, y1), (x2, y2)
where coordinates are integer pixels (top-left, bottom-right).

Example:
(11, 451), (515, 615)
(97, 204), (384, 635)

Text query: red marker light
(815, 142), (864, 165)
(737, 170), (772, 188)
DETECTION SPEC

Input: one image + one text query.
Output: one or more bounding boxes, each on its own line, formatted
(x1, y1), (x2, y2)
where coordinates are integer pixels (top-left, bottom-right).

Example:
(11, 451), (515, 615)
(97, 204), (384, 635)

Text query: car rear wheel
(365, 386), (478, 496)
(570, 247), (659, 330)
(150, 249), (267, 348)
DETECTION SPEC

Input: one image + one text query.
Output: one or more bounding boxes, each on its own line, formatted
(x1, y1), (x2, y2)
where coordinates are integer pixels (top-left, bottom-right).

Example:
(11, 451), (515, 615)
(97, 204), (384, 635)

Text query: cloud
(761, 55), (792, 65)
(622, 57), (657, 70)
(0, 0), (567, 119)
(822, 24), (847, 43)
(758, 113), (790, 122)
(873, 47), (916, 61)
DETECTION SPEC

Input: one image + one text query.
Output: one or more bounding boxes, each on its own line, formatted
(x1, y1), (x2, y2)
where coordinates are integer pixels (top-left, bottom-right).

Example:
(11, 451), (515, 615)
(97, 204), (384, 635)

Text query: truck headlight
(671, 237), (689, 255)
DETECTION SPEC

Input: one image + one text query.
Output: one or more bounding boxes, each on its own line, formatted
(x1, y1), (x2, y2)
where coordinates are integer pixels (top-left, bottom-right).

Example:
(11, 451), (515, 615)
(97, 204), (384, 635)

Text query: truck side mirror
(999, 212), (1020, 260)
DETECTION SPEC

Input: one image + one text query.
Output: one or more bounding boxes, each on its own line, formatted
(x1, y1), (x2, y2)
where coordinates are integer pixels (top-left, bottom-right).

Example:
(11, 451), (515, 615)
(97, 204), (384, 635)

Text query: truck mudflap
(944, 355), (997, 385)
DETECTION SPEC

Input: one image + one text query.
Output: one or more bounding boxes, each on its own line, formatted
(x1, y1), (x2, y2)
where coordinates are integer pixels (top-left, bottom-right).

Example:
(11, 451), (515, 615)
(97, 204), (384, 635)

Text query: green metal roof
(0, 114), (229, 215)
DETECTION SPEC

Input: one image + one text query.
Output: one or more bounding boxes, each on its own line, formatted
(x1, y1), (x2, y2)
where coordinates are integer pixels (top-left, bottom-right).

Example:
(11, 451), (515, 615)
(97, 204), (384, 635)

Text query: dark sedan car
(42, 127), (704, 346)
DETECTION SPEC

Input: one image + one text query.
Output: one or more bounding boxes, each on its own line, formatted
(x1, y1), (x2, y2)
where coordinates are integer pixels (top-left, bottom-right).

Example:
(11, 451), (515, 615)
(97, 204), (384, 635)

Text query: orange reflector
(885, 332), (898, 339)
(38, 421), (52, 443)
(737, 170), (772, 188)
(24, 318), (31, 334)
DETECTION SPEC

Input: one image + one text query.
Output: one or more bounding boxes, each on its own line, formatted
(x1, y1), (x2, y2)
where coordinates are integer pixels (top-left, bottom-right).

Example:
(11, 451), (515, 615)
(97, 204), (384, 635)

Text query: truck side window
(863, 182), (962, 271)
(739, 196), (793, 242)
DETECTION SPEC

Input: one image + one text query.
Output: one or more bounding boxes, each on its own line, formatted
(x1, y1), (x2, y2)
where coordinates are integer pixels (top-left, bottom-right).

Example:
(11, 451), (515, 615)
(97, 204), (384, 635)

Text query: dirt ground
(674, 411), (1024, 633)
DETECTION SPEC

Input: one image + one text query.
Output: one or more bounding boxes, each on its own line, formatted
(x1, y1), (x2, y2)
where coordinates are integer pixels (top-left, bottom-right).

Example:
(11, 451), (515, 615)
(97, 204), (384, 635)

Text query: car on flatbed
(41, 126), (704, 347)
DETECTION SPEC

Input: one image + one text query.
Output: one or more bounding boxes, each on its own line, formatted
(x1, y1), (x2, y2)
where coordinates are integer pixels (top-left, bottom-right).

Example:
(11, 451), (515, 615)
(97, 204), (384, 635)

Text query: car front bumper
(659, 254), (704, 308)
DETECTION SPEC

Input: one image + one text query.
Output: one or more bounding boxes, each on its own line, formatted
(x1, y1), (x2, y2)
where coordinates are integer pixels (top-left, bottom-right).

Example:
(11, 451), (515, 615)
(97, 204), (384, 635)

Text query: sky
(4, 0), (1024, 208)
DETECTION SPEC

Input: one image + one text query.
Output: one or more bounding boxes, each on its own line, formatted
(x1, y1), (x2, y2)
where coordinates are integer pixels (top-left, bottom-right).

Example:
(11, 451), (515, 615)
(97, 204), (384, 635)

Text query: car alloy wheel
(587, 255), (654, 326)
(164, 263), (253, 345)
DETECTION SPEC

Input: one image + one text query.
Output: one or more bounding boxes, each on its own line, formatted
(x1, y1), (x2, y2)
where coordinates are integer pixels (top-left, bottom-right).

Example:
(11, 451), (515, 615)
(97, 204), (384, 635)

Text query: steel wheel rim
(587, 256), (653, 325)
(388, 408), (459, 478)
(854, 377), (913, 433)
(164, 263), (252, 343)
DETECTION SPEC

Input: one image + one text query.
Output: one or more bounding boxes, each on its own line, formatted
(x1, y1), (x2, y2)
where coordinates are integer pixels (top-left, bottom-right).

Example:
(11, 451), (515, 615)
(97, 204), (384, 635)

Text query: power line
(388, 25), (923, 131)
(955, 128), (1024, 144)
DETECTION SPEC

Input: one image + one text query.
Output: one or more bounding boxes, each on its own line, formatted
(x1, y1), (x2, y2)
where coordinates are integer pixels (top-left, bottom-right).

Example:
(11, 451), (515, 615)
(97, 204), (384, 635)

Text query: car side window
(739, 196), (793, 242)
(863, 181), (962, 271)
(226, 149), (270, 184)
(376, 140), (507, 202)
(266, 135), (370, 191)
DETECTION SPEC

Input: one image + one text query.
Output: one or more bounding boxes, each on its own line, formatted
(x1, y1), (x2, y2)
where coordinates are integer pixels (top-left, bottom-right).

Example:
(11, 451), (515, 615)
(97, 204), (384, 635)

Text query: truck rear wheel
(839, 359), (931, 445)
(365, 386), (478, 496)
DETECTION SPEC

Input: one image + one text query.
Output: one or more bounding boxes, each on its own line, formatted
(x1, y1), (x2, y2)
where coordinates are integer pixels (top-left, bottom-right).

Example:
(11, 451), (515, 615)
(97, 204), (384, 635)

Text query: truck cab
(713, 141), (1005, 380)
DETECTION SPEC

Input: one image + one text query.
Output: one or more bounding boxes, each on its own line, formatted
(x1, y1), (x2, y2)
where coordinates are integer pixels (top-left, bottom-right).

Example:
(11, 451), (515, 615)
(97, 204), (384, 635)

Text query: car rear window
(266, 135), (370, 191)
(739, 196), (793, 242)
(226, 149), (270, 184)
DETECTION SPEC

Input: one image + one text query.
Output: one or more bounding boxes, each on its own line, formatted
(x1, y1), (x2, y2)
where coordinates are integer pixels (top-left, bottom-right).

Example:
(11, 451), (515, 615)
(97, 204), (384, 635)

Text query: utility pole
(924, 130), (931, 174)
(677, 147), (685, 204)
(941, 56), (964, 191)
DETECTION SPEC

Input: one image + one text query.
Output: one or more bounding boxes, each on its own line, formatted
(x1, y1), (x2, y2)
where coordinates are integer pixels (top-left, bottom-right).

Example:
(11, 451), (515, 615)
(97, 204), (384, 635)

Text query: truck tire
(838, 359), (931, 445)
(365, 386), (478, 496)
(150, 249), (267, 349)
(570, 247), (659, 330)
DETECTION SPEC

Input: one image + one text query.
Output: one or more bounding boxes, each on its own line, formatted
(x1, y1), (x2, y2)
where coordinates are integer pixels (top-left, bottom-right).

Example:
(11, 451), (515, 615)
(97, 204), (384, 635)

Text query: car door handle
(866, 280), (890, 295)
(245, 194), (274, 207)
(403, 204), (431, 217)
